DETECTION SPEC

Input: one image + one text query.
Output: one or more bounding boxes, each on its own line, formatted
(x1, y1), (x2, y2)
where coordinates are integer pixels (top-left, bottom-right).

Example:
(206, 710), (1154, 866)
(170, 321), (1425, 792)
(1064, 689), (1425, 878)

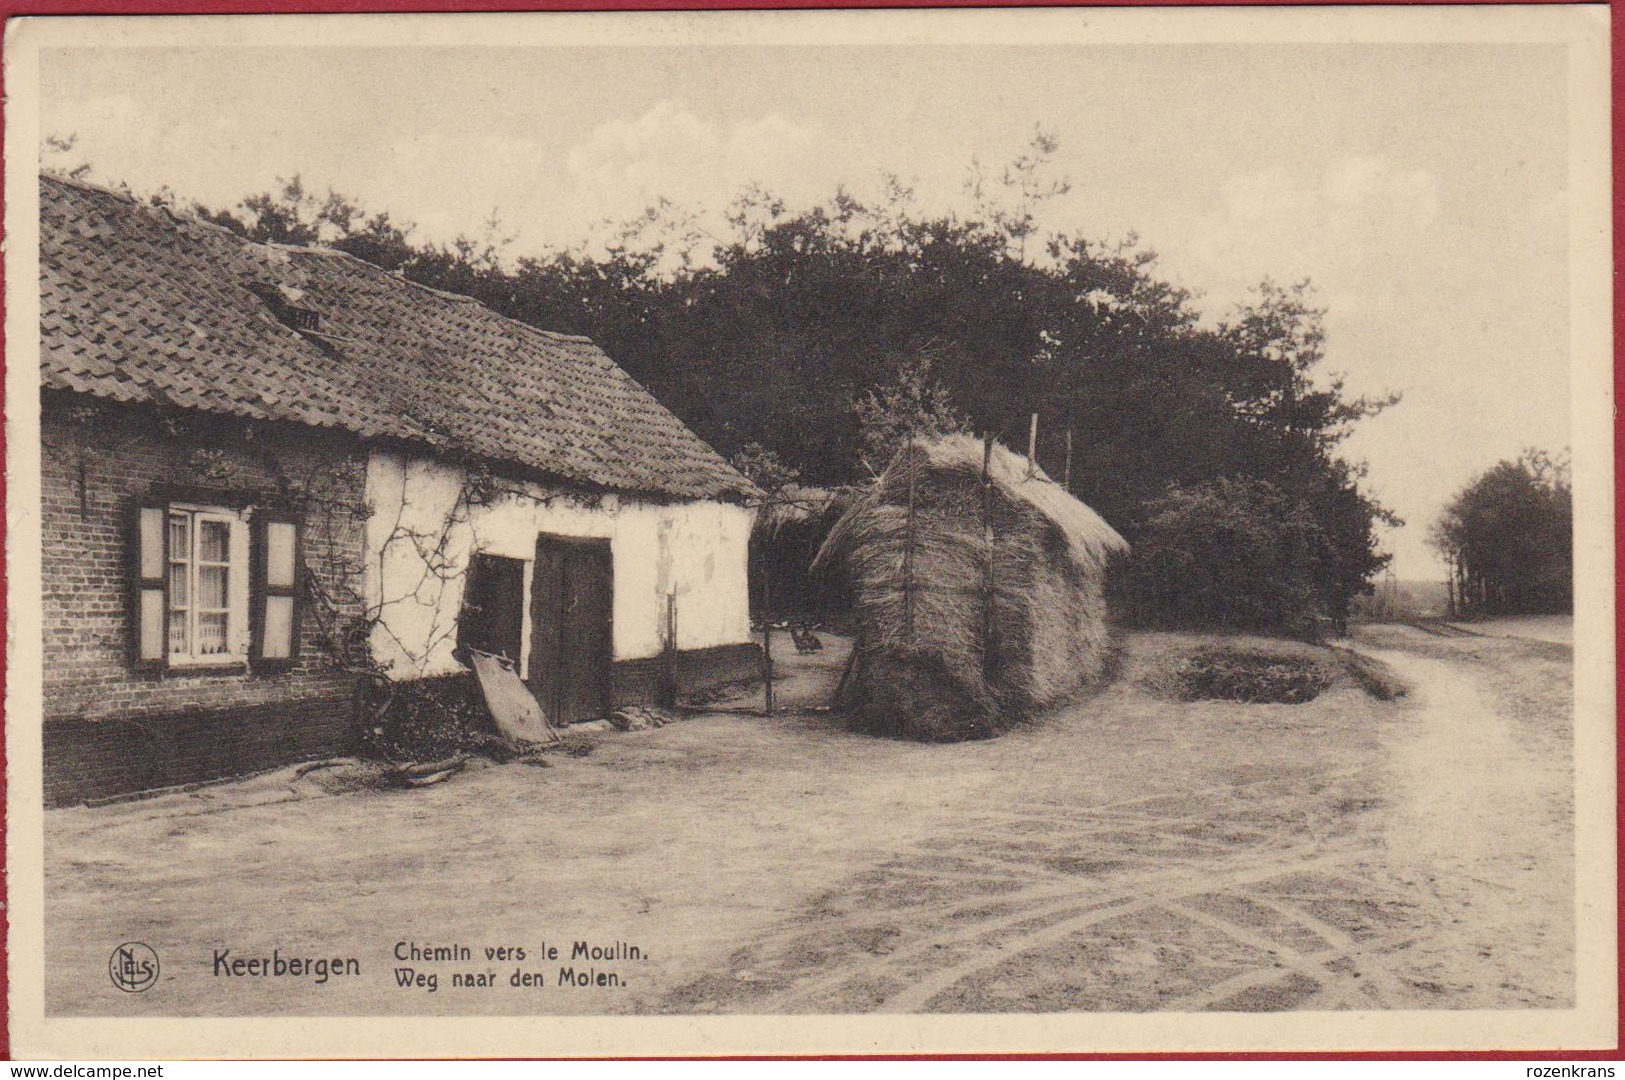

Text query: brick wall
(40, 391), (370, 804)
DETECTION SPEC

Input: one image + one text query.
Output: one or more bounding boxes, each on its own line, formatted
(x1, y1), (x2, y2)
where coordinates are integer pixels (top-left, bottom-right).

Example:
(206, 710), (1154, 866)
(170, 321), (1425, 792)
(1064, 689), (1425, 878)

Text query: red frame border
(0, 0), (1617, 1062)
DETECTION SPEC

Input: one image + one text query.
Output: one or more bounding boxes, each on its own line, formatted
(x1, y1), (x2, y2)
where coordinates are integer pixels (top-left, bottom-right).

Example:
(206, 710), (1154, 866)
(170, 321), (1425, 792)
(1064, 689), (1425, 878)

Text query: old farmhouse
(38, 174), (759, 806)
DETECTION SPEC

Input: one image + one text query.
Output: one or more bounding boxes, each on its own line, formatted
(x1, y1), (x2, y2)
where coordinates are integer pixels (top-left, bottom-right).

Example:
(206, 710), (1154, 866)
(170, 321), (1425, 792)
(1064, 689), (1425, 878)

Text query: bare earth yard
(44, 622), (1573, 1016)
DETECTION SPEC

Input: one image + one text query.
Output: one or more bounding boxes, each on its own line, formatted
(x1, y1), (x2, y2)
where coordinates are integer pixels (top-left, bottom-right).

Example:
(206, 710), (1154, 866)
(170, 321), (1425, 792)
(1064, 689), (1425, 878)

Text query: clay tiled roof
(39, 174), (754, 502)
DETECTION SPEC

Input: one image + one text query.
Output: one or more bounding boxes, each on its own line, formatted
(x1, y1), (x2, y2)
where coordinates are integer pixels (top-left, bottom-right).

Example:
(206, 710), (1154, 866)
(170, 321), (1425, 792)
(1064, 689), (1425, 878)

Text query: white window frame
(164, 503), (251, 668)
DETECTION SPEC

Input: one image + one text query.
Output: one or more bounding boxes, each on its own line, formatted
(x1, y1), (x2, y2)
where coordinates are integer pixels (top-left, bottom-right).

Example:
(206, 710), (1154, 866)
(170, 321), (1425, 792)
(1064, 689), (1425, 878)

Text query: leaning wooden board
(469, 650), (559, 744)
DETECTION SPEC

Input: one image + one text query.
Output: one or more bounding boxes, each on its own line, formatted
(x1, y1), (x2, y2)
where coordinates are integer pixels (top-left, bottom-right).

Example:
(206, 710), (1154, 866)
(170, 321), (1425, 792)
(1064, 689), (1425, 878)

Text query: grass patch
(1326, 645), (1409, 701)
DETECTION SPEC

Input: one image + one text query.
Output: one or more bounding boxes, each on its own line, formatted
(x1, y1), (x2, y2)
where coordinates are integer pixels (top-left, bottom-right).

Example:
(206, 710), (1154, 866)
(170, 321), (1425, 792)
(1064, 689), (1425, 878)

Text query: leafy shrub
(359, 675), (495, 763)
(1130, 477), (1326, 633)
(1175, 650), (1331, 704)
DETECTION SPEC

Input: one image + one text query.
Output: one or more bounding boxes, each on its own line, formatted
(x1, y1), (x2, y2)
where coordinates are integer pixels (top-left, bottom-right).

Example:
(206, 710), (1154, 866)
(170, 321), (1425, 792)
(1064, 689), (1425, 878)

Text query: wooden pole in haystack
(1026, 412), (1039, 478)
(1063, 426), (1074, 492)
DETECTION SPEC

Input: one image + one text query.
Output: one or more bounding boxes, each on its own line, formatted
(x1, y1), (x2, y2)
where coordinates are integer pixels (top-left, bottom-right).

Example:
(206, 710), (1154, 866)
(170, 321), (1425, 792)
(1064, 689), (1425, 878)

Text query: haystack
(813, 434), (1128, 740)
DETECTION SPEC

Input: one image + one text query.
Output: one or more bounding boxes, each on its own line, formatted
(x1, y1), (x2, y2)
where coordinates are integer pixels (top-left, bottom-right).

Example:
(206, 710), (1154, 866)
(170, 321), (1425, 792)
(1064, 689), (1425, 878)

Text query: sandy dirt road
(1445, 615), (1574, 647)
(42, 625), (1573, 1016)
(1353, 629), (1574, 1008)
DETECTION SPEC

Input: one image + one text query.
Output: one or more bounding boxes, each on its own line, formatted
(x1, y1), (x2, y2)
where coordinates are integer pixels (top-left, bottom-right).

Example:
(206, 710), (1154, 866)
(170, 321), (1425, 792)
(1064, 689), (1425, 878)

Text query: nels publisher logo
(108, 941), (159, 993)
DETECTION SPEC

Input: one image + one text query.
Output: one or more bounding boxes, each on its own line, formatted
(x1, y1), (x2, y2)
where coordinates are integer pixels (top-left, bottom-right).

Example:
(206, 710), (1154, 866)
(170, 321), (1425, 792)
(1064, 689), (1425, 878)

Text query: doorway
(528, 535), (613, 725)
(457, 553), (526, 665)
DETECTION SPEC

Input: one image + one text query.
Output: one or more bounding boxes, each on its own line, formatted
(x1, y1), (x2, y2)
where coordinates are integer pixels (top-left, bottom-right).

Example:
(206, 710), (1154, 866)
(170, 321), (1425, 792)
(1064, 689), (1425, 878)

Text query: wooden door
(528, 536), (613, 725)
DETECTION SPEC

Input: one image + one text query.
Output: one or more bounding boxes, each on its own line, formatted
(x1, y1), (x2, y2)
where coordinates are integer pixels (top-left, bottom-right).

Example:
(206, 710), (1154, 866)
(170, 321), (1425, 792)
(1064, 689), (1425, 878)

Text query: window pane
(168, 561), (189, 607)
(197, 612), (228, 655)
(168, 607), (190, 654)
(265, 522), (297, 589)
(262, 595), (295, 659)
(139, 509), (164, 580)
(198, 520), (230, 563)
(169, 514), (191, 560)
(139, 588), (165, 661)
(198, 565), (228, 609)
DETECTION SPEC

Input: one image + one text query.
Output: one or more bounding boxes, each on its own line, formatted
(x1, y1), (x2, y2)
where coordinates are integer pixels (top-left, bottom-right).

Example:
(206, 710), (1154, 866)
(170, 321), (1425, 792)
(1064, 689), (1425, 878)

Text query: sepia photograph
(3, 6), (1615, 1059)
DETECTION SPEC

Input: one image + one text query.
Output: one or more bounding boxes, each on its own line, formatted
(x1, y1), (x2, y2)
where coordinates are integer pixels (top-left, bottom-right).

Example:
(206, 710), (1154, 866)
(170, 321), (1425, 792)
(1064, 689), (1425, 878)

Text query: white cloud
(61, 92), (141, 131)
(41, 94), (139, 173)
(1152, 158), (1458, 578)
(1184, 156), (1441, 308)
(563, 100), (826, 229)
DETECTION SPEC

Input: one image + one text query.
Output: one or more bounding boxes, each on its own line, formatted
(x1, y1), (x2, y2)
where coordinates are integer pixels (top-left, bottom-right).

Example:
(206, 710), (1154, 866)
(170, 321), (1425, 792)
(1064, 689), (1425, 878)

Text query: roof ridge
(275, 243), (597, 345)
(41, 173), (599, 347)
(41, 171), (269, 247)
(40, 170), (753, 500)
(41, 170), (129, 200)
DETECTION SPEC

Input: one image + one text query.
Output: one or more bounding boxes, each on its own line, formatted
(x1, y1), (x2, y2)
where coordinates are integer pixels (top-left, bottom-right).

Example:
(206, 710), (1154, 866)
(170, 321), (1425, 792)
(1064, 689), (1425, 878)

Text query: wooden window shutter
(250, 511), (301, 674)
(130, 503), (168, 672)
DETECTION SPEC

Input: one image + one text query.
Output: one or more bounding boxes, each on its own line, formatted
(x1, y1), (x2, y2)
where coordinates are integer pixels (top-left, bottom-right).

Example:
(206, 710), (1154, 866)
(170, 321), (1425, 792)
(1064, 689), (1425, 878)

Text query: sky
(38, 36), (1576, 579)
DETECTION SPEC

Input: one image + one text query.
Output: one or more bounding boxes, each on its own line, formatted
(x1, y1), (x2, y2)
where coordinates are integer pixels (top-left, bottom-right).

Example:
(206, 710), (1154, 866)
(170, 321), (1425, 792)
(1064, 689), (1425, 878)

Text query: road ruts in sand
(657, 763), (1438, 1013)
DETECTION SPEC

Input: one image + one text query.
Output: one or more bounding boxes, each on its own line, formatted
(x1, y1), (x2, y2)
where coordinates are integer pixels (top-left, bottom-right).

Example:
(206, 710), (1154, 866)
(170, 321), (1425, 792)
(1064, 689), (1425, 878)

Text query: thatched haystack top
(753, 483), (858, 536)
(815, 434), (1127, 573)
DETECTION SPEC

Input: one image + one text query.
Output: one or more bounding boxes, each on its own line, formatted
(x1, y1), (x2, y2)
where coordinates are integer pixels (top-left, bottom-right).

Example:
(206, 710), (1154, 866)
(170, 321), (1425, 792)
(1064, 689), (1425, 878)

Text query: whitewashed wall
(363, 449), (754, 681)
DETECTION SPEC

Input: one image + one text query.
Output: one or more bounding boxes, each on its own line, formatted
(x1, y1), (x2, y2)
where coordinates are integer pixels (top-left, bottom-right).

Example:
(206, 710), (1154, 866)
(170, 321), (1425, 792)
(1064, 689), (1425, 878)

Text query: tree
(1430, 449), (1572, 616)
(1130, 477), (1327, 633)
(1304, 458), (1398, 632)
(964, 124), (1072, 263)
(195, 178), (507, 283)
(851, 346), (970, 474)
(42, 133), (92, 181)
(155, 131), (1395, 630)
(1220, 280), (1399, 455)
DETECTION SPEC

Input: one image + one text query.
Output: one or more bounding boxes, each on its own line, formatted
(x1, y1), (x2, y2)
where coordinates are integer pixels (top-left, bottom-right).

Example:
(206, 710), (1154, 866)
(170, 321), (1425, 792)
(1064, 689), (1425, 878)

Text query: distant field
(1391, 579), (1450, 616)
(1355, 578), (1451, 620)
(1357, 580), (1575, 634)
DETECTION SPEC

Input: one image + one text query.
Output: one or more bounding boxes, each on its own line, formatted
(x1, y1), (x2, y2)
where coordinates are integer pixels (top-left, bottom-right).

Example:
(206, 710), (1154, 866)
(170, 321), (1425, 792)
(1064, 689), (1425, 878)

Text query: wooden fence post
(660, 592), (677, 708)
(761, 564), (775, 716)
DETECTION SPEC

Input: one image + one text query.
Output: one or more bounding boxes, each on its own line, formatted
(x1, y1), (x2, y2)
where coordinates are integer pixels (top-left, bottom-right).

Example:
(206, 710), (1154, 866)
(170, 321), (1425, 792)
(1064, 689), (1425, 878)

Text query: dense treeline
(157, 140), (1395, 631)
(1430, 450), (1572, 616)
